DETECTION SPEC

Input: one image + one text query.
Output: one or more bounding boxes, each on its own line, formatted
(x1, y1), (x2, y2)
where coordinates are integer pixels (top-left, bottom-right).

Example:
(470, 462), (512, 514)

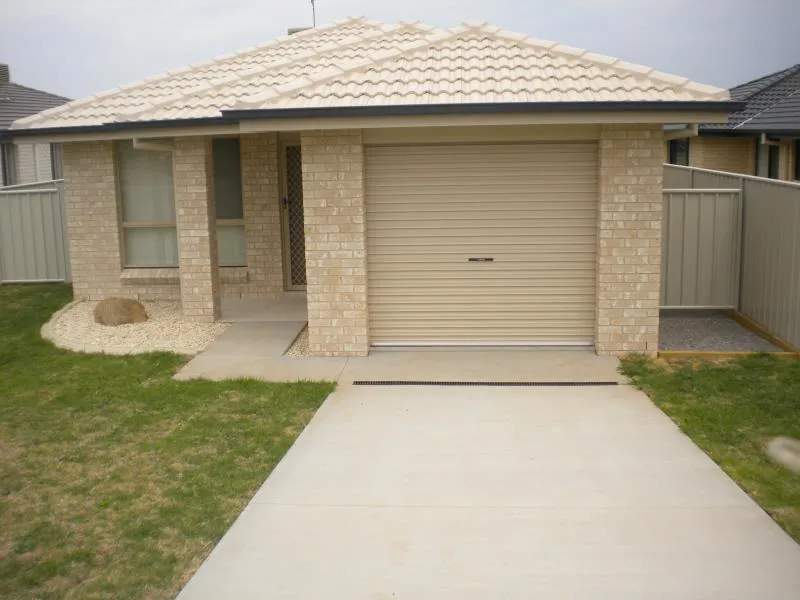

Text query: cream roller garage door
(365, 143), (598, 345)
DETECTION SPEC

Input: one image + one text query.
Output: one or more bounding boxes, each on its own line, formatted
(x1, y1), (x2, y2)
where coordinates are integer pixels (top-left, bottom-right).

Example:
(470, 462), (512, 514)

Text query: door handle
(467, 257), (494, 262)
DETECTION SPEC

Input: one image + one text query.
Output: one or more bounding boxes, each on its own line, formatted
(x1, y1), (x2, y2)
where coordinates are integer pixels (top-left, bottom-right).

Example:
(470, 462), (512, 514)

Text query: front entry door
(282, 145), (307, 290)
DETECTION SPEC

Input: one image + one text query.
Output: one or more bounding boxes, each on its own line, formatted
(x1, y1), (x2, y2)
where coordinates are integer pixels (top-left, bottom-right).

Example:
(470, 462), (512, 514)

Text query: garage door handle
(467, 257), (494, 262)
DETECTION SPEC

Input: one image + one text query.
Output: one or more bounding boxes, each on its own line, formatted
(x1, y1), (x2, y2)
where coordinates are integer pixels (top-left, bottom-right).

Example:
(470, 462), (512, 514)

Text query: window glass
(668, 139), (689, 166)
(213, 138), (243, 220)
(118, 140), (175, 223)
(124, 228), (179, 267)
(212, 138), (246, 266)
(50, 144), (63, 180)
(117, 140), (177, 267)
(1, 143), (17, 186)
(217, 224), (247, 266)
(768, 144), (780, 179)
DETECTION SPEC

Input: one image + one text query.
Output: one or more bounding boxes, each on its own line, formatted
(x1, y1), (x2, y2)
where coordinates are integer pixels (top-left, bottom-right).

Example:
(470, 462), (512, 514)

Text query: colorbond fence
(0, 180), (70, 284)
(663, 165), (800, 349)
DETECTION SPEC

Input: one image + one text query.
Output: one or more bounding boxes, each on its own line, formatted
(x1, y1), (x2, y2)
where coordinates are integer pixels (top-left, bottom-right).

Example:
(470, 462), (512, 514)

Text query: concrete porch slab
(221, 294), (307, 322)
(174, 321), (348, 382)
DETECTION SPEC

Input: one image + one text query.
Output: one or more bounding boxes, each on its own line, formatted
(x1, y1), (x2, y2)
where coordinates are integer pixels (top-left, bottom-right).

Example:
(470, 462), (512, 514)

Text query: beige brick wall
(63, 141), (123, 300)
(596, 124), (664, 356)
(301, 129), (368, 356)
(174, 137), (221, 321)
(223, 132), (284, 298)
(690, 136), (755, 175)
(64, 136), (286, 310)
(63, 141), (179, 302)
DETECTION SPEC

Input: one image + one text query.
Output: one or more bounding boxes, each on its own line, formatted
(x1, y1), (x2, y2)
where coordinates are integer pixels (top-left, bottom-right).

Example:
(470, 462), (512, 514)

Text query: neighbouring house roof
(12, 17), (731, 132)
(700, 64), (800, 133)
(0, 66), (70, 130)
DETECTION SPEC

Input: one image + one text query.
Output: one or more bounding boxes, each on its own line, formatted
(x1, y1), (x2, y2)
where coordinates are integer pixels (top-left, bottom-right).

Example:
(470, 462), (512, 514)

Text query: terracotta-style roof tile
(12, 18), (729, 130)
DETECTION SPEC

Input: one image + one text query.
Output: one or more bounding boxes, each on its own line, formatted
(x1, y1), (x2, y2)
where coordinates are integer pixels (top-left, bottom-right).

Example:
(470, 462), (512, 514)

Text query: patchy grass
(0, 284), (334, 599)
(621, 354), (800, 543)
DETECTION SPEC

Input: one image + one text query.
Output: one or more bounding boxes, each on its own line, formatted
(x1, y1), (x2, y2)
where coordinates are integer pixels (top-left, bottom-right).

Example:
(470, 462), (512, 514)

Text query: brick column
(174, 137), (220, 321)
(62, 141), (123, 300)
(301, 129), (368, 357)
(596, 124), (664, 355)
(237, 132), (283, 297)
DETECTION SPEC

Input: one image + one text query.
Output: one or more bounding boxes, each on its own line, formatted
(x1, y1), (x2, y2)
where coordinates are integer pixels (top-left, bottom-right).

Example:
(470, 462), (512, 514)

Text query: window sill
(120, 266), (249, 286)
(121, 268), (180, 286)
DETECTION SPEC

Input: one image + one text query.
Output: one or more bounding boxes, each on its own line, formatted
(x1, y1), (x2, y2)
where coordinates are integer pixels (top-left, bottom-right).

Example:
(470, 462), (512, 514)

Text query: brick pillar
(239, 132), (283, 297)
(62, 141), (123, 300)
(596, 124), (664, 355)
(301, 129), (368, 357)
(174, 137), (220, 321)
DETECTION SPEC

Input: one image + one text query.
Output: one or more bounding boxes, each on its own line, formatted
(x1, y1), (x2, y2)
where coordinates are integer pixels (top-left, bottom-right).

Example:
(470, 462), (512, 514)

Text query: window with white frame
(213, 138), (246, 266)
(117, 140), (178, 267)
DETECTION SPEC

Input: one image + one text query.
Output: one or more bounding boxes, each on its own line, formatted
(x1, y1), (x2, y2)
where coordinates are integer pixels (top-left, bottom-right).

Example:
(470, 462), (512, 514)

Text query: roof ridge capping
(232, 22), (466, 109)
(471, 22), (729, 101)
(12, 16), (372, 129)
(730, 63), (800, 99)
(114, 21), (406, 122)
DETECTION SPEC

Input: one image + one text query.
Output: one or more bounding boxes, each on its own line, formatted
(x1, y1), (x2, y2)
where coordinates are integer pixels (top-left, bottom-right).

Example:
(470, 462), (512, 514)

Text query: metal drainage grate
(351, 381), (618, 387)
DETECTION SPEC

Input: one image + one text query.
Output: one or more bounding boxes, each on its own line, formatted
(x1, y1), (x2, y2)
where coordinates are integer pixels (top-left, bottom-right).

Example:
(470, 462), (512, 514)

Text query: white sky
(1, 0), (798, 100)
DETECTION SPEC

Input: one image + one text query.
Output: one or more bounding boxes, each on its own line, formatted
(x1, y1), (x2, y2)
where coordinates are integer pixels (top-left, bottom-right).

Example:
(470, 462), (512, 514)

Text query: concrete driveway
(177, 382), (800, 599)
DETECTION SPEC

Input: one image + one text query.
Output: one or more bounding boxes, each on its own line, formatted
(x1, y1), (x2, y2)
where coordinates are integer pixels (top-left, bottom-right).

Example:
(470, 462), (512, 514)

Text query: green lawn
(621, 355), (800, 543)
(0, 284), (334, 599)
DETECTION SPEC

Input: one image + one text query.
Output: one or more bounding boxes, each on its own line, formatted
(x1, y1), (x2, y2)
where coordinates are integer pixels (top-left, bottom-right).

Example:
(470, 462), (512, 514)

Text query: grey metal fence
(739, 177), (800, 349)
(0, 180), (71, 284)
(661, 189), (741, 308)
(663, 164), (800, 349)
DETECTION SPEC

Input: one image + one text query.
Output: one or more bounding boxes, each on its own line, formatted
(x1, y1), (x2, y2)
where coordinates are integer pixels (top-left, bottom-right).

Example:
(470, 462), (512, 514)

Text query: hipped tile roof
(701, 64), (800, 133)
(13, 17), (729, 131)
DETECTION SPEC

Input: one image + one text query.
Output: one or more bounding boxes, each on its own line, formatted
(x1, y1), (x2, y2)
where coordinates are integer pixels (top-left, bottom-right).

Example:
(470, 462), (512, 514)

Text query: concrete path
(174, 322), (349, 382)
(176, 383), (800, 599)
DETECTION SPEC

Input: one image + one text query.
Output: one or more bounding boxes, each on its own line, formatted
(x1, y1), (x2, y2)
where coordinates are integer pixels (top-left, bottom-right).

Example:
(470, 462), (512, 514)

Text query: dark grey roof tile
(700, 64), (800, 133)
(0, 83), (70, 130)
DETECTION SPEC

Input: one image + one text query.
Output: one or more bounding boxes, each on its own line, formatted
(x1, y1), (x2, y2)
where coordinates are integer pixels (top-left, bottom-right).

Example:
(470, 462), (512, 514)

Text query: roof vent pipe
(0, 64), (9, 84)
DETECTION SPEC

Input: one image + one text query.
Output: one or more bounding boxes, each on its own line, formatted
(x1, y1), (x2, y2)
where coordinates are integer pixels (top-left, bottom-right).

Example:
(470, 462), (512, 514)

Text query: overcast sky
(1, 0), (798, 100)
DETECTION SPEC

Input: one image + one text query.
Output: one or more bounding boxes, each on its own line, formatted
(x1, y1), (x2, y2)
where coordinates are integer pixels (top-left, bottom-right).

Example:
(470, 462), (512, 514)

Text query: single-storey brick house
(10, 18), (737, 356)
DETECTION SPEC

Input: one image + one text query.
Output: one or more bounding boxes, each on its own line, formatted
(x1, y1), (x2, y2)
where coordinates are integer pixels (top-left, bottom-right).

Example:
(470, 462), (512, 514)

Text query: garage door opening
(365, 142), (598, 347)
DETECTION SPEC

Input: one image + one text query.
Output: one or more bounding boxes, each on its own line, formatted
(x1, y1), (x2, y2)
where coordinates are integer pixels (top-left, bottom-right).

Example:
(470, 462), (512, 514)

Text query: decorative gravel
(659, 310), (781, 352)
(41, 300), (229, 356)
(284, 325), (310, 357)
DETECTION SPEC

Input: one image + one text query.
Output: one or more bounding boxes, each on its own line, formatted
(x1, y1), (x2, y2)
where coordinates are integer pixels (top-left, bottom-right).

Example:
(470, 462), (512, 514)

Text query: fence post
(735, 177), (747, 312)
(57, 182), (72, 283)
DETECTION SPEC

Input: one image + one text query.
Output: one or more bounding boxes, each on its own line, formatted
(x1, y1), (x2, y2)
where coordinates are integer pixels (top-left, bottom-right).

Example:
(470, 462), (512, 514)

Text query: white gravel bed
(41, 300), (229, 355)
(284, 326), (310, 357)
